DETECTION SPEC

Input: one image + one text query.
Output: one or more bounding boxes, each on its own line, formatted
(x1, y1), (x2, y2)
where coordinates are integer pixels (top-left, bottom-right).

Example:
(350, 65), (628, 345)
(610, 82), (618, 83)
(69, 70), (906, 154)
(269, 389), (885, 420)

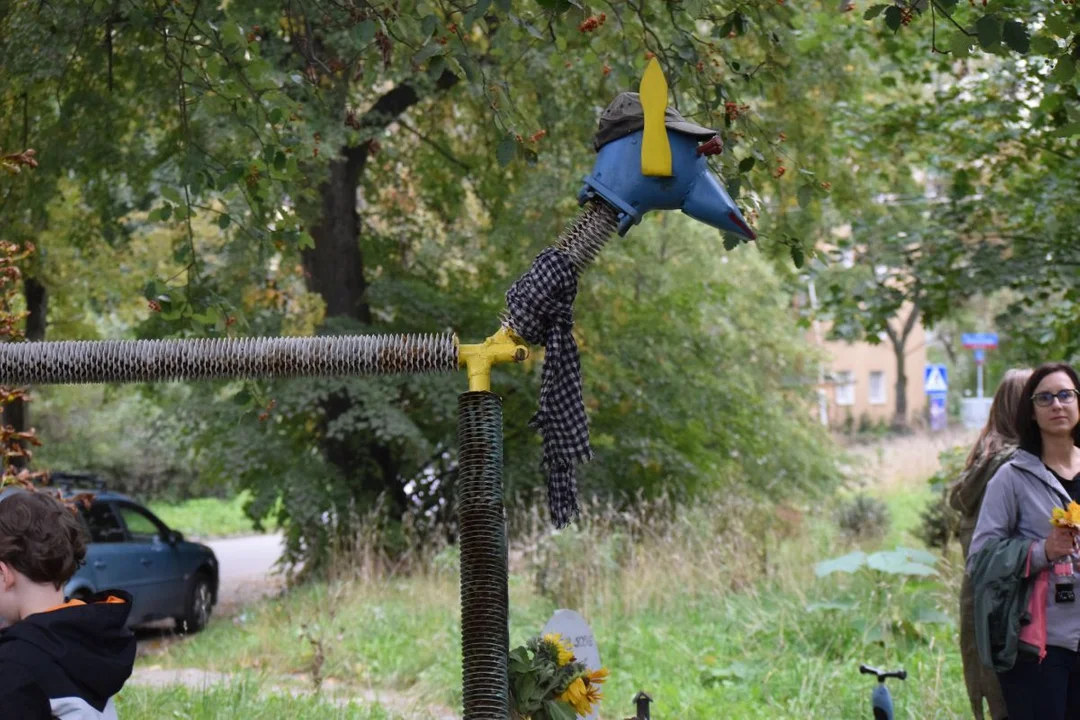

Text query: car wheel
(176, 572), (213, 634)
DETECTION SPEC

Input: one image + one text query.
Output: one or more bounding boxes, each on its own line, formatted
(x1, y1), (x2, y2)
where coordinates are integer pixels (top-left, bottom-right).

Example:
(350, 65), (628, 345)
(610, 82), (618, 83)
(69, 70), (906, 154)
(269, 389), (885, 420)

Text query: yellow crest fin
(639, 58), (672, 178)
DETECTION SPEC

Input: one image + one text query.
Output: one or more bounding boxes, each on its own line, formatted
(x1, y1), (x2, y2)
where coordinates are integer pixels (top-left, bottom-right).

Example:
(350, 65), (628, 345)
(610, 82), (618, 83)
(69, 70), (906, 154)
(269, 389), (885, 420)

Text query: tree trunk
(4, 276), (47, 467)
(299, 71), (459, 517)
(886, 304), (920, 431)
(301, 150), (371, 324)
(893, 340), (908, 431)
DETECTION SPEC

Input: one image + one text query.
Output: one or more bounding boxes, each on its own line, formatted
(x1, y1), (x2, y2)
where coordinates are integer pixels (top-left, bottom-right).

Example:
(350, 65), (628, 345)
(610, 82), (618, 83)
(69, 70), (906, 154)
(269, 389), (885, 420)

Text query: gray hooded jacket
(969, 449), (1080, 653)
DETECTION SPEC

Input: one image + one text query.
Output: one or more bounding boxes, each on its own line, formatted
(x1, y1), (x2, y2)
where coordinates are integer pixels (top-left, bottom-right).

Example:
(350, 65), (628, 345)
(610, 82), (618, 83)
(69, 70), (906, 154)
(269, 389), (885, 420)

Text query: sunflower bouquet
(508, 632), (608, 720)
(1051, 501), (1080, 529)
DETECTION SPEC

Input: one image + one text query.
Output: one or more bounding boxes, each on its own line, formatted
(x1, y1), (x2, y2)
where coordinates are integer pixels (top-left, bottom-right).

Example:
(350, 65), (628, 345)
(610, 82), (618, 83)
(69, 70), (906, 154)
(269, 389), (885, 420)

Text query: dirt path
(843, 427), (977, 491)
(126, 666), (460, 720)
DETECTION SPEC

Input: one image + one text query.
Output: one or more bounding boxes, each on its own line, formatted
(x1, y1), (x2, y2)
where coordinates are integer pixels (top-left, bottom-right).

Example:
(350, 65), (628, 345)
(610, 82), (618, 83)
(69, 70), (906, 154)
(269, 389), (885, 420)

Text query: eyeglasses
(1033, 389), (1080, 407)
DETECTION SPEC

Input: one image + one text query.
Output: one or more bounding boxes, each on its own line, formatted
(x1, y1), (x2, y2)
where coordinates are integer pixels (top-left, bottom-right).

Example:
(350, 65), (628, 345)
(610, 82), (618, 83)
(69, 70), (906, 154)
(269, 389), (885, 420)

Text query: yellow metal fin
(639, 57), (672, 178)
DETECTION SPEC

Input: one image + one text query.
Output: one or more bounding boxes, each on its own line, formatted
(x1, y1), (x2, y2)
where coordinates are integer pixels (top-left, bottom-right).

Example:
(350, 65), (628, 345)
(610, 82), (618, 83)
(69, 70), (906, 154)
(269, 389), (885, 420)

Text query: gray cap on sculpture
(594, 92), (717, 151)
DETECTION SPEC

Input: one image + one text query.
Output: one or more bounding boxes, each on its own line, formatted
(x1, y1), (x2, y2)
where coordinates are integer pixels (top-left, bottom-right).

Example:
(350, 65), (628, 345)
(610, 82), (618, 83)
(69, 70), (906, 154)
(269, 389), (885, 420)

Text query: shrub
(834, 494), (891, 540)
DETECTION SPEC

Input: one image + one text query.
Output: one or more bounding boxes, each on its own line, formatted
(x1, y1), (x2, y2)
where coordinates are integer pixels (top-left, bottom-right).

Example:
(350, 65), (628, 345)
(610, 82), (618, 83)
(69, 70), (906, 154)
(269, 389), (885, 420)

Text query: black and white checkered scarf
(504, 247), (592, 527)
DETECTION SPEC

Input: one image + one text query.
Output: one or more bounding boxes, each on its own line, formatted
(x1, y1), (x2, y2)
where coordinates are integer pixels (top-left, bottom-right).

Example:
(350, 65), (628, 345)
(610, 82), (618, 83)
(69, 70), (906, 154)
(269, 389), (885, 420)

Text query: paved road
(205, 532), (286, 611)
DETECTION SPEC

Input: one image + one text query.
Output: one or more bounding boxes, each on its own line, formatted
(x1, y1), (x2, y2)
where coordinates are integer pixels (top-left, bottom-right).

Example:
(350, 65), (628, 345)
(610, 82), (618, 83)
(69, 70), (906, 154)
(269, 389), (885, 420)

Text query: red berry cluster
(578, 13), (606, 32)
(900, 8), (914, 25)
(724, 102), (750, 121)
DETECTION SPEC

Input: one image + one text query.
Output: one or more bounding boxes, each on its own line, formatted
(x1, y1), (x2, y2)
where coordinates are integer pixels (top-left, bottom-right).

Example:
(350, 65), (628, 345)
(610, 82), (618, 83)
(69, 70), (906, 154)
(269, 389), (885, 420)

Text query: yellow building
(815, 323), (929, 429)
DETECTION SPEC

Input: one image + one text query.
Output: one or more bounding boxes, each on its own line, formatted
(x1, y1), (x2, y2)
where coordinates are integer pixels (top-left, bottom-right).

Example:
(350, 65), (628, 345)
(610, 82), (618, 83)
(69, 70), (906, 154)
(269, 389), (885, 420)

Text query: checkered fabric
(504, 247), (593, 527)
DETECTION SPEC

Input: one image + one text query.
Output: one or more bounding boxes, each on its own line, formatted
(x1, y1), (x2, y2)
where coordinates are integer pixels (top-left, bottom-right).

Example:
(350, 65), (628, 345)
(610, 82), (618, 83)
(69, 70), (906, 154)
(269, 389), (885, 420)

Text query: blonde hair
(965, 367), (1033, 469)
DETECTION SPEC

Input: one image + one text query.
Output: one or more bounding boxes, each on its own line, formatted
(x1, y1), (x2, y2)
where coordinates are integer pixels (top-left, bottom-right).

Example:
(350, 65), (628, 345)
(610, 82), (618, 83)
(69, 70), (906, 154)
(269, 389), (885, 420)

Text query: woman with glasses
(970, 362), (1080, 720)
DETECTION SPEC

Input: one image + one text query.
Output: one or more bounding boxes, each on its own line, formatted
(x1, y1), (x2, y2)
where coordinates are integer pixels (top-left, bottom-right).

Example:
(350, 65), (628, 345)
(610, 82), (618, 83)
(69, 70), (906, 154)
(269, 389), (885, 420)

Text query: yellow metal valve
(458, 327), (530, 392)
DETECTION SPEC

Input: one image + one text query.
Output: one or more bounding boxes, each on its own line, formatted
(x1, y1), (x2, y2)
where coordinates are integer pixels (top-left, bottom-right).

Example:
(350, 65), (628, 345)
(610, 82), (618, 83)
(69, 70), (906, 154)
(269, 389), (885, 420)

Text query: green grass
(139, 490), (974, 719)
(117, 675), (402, 719)
(149, 492), (272, 539)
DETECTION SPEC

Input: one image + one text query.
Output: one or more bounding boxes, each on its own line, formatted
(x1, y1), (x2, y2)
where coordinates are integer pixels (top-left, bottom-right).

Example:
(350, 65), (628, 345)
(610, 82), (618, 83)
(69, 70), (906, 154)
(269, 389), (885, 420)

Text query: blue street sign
(973, 349), (986, 364)
(962, 332), (999, 349)
(924, 364), (949, 394)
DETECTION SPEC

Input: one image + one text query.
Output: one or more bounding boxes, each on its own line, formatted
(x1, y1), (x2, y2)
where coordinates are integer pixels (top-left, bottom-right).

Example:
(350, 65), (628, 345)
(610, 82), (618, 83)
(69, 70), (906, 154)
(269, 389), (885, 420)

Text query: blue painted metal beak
(577, 131), (755, 240)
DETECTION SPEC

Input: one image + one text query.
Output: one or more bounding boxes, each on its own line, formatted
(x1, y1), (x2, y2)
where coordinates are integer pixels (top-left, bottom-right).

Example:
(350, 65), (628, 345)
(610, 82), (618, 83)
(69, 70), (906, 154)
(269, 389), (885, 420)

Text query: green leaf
(806, 600), (857, 612)
(1031, 35), (1057, 55)
(159, 203), (173, 222)
(536, 0), (573, 11)
(976, 16), (1001, 50)
(797, 184), (813, 209)
(815, 551), (867, 576)
(884, 6), (902, 31)
(1052, 121), (1080, 137)
(1051, 56), (1075, 83)
(791, 244), (806, 268)
(863, 4), (888, 20)
(544, 700), (577, 720)
(867, 550), (938, 576)
(421, 14), (438, 37)
(723, 234), (740, 251)
(496, 137), (517, 167)
(1003, 20), (1030, 54)
(914, 607), (953, 625)
(413, 42), (445, 63)
(269, 107), (284, 125)
(357, 20), (376, 44)
(297, 232), (315, 250)
(161, 186), (183, 204)
(1046, 14), (1071, 38)
(464, 0), (492, 29)
(143, 280), (164, 301)
(217, 214), (232, 229)
(738, 156), (756, 173)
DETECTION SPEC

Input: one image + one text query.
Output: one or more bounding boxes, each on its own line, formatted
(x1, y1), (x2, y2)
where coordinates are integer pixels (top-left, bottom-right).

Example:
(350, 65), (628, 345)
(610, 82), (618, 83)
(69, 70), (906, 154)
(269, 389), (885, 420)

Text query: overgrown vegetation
(135, 487), (968, 719)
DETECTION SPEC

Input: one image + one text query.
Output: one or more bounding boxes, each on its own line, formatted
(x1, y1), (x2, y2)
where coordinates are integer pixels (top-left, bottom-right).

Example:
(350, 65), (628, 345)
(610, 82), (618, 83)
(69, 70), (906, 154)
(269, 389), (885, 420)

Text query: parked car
(52, 474), (219, 633)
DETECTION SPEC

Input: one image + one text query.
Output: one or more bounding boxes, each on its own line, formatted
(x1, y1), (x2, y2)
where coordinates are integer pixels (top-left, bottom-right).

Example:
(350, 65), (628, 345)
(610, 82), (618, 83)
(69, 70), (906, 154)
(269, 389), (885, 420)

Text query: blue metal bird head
(578, 62), (756, 241)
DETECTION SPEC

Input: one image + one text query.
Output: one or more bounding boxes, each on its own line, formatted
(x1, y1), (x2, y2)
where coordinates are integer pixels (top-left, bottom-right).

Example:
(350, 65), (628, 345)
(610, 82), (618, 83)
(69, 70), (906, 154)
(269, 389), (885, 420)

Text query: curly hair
(0, 491), (88, 589)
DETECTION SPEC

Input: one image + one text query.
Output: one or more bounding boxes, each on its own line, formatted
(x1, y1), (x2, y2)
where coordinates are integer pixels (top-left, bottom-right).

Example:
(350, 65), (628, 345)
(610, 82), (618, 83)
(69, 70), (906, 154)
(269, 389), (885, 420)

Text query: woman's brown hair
(965, 368), (1033, 470)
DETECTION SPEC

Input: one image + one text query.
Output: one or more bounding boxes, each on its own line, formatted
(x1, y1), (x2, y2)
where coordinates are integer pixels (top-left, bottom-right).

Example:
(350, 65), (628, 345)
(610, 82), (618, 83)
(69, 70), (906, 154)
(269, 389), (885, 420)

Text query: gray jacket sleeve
(968, 466), (1049, 576)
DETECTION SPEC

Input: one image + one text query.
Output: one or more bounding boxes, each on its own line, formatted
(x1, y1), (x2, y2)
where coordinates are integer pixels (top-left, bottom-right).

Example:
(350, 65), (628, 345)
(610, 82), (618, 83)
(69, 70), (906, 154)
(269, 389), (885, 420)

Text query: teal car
(57, 475), (219, 633)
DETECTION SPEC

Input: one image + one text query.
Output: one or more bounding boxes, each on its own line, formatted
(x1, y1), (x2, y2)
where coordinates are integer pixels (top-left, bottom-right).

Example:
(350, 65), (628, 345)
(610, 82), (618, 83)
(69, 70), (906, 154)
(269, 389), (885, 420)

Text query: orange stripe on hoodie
(41, 595), (126, 614)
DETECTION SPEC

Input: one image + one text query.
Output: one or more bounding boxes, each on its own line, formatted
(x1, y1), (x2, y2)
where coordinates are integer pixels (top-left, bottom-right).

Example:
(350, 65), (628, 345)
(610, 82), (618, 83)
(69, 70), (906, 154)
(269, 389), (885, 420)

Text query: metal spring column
(457, 391), (509, 719)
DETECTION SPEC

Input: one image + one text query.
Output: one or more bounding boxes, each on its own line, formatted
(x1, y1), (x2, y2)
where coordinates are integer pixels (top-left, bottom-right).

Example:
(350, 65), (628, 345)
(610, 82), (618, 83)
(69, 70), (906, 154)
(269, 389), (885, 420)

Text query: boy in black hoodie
(0, 487), (135, 719)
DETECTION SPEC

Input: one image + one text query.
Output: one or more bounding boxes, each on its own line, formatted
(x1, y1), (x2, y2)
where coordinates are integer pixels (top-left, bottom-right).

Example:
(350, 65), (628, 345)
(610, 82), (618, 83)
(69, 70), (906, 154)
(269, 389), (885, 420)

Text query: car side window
(82, 503), (126, 544)
(116, 504), (166, 543)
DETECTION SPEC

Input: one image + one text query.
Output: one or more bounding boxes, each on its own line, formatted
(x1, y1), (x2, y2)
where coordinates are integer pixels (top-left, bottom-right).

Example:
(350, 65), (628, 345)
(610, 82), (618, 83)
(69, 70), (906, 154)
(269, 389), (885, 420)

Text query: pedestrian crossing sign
(924, 364), (948, 394)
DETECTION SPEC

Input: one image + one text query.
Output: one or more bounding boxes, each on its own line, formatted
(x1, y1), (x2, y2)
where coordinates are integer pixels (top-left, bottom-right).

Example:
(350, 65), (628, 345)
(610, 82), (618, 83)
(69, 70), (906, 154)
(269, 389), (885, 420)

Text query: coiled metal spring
(0, 334), (459, 385)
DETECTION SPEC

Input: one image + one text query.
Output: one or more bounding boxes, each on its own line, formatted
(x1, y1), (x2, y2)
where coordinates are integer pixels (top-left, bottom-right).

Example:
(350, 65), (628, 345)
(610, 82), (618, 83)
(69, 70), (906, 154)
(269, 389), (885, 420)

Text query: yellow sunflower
(557, 677), (591, 716)
(585, 668), (609, 685)
(543, 633), (575, 667)
(1052, 501), (1080, 528)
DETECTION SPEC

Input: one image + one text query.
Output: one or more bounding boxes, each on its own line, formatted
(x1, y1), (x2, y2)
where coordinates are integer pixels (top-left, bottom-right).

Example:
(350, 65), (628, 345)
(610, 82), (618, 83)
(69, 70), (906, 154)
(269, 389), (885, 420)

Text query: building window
(869, 371), (887, 405)
(835, 371), (855, 406)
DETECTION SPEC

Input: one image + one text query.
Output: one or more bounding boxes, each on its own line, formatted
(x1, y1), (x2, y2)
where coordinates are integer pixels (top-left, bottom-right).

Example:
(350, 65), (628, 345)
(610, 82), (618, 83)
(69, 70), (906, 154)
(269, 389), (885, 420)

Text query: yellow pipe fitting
(457, 327), (530, 392)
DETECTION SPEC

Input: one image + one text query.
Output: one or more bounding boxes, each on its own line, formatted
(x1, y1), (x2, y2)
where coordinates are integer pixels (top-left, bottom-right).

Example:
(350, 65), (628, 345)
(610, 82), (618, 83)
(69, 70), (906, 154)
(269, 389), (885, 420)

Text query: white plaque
(543, 609), (601, 720)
